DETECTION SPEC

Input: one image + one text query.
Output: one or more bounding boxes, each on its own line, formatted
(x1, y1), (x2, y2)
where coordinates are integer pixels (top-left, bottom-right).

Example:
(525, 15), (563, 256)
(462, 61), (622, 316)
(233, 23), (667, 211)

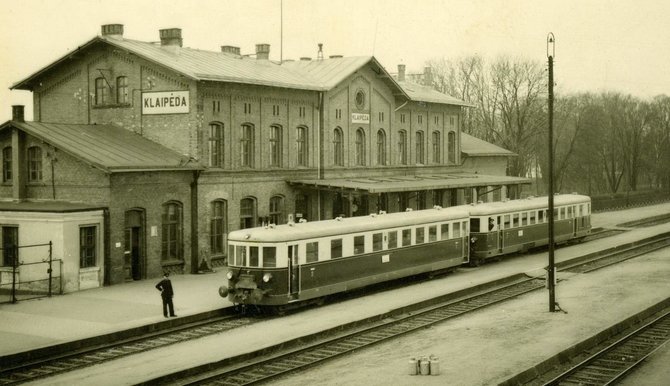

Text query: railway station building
(0, 24), (529, 291)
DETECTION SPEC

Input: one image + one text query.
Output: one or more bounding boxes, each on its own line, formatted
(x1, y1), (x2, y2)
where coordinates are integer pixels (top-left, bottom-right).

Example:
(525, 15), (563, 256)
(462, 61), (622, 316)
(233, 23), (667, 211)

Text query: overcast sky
(2, 0), (669, 122)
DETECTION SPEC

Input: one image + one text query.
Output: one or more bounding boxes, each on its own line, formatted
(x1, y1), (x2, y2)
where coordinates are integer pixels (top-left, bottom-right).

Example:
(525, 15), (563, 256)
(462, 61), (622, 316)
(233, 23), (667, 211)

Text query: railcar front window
(235, 245), (246, 266)
(388, 231), (397, 248)
(263, 246), (276, 267)
(306, 242), (318, 263)
(331, 239), (342, 258)
(354, 235), (365, 255)
(402, 229), (411, 246)
(249, 246), (259, 267)
(372, 233), (383, 251)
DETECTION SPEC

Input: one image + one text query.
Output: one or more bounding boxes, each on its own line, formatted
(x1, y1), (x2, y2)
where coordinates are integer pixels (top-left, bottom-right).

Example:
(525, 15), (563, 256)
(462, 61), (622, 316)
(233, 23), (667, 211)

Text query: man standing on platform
(155, 272), (176, 317)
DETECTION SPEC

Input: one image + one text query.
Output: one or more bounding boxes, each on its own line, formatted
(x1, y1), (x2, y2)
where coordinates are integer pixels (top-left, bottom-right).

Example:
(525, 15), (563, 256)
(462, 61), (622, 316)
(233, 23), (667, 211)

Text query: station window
(249, 246), (259, 267)
(429, 226), (437, 242)
(263, 246), (277, 267)
(331, 239), (342, 258)
(1, 226), (18, 267)
(402, 229), (411, 246)
(416, 227), (425, 244)
(441, 223), (450, 239)
(306, 242), (318, 263)
(354, 235), (365, 255)
(372, 233), (383, 251)
(388, 231), (398, 249)
(79, 226), (97, 268)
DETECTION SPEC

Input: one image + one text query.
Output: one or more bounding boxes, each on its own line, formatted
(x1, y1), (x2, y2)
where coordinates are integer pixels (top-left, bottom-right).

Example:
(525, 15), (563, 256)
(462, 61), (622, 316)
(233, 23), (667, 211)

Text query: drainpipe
(317, 91), (324, 220)
(190, 169), (201, 273)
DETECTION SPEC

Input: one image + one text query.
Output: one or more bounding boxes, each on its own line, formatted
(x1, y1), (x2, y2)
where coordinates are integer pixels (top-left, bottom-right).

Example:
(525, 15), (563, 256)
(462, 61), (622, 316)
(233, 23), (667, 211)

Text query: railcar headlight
(470, 236), (478, 243)
(262, 273), (273, 283)
(226, 271), (234, 280)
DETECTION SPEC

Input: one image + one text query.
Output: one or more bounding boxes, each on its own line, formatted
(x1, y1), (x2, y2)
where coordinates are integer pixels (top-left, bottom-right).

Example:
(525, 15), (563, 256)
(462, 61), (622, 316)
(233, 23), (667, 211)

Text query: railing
(0, 241), (62, 304)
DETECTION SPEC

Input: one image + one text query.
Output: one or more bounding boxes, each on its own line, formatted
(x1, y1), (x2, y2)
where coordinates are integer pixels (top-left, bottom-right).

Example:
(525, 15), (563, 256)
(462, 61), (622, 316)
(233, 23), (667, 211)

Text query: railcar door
(288, 244), (300, 299)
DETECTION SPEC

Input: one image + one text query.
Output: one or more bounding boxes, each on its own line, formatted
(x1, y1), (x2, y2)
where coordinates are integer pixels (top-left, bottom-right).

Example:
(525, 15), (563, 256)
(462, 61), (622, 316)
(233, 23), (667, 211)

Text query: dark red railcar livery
(220, 206), (470, 307)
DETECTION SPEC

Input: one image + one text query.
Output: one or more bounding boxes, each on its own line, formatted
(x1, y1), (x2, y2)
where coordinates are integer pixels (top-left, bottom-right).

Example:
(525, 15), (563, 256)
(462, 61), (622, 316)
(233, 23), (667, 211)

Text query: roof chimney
(159, 28), (183, 47)
(397, 64), (406, 82)
(101, 24), (124, 38)
(12, 105), (25, 122)
(221, 45), (241, 55)
(329, 55), (343, 59)
(317, 43), (324, 60)
(423, 66), (433, 86)
(255, 44), (270, 60)
(300, 57), (312, 61)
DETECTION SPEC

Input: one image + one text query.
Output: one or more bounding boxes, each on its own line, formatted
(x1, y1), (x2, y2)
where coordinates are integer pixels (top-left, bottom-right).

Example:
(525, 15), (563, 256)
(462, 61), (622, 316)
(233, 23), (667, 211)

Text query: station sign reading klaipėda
(142, 91), (190, 115)
(351, 113), (370, 124)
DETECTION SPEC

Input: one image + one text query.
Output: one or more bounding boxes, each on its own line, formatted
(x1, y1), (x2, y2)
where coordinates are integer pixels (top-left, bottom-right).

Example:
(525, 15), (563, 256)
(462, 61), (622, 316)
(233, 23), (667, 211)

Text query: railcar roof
(229, 207), (470, 243)
(467, 194), (591, 216)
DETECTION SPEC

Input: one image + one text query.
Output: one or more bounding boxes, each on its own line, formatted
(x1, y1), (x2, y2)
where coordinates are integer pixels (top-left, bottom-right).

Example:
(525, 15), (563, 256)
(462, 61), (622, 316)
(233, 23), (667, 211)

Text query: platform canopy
(288, 173), (531, 194)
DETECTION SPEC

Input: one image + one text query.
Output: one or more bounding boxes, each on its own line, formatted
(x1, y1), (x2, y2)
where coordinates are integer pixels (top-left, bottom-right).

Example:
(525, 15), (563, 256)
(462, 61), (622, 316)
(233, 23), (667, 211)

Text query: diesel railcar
(219, 206), (471, 308)
(468, 194), (591, 266)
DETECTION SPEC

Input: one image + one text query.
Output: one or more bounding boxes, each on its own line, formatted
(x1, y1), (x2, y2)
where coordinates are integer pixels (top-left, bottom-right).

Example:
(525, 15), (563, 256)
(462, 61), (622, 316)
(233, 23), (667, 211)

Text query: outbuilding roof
(0, 120), (201, 172)
(460, 133), (516, 157)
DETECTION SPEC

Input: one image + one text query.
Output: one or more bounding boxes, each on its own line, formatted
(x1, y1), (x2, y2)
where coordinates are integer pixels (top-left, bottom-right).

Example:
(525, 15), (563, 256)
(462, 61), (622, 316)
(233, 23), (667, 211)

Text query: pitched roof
(460, 132), (516, 157)
(11, 34), (469, 106)
(0, 120), (201, 172)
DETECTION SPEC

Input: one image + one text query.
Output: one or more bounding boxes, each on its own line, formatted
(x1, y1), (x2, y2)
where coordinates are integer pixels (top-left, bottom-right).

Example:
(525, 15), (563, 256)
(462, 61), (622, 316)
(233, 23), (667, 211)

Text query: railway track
(161, 234), (670, 386)
(0, 315), (256, 385)
(542, 310), (670, 386)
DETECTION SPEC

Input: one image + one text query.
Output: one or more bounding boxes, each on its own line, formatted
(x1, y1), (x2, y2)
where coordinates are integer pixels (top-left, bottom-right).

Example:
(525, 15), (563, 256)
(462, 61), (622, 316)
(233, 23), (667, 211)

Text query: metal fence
(0, 241), (62, 304)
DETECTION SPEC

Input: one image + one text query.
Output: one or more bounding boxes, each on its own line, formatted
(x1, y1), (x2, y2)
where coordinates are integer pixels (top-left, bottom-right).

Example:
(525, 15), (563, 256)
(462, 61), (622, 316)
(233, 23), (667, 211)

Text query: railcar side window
(568, 206), (573, 218)
(560, 207), (565, 219)
(529, 211), (536, 225)
(512, 213), (519, 227)
(539, 210), (545, 222)
(388, 231), (398, 248)
(463, 221), (469, 234)
(402, 229), (411, 246)
(504, 215), (511, 228)
(428, 226), (437, 242)
(521, 212), (528, 226)
(372, 233), (383, 251)
(553, 208), (559, 220)
(470, 218), (480, 233)
(331, 239), (342, 258)
(453, 222), (461, 238)
(306, 242), (318, 263)
(354, 235), (365, 255)
(416, 227), (425, 244)
(235, 245), (246, 266)
(263, 246), (277, 267)
(249, 246), (259, 267)
(440, 223), (450, 239)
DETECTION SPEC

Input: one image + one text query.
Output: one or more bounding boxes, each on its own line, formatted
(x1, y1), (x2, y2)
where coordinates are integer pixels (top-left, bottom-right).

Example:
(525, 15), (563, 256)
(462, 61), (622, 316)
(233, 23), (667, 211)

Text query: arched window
(210, 200), (227, 256)
(269, 195), (285, 225)
(241, 124), (255, 167)
(270, 125), (283, 167)
(27, 146), (42, 182)
(240, 197), (257, 229)
(377, 129), (387, 166)
(161, 201), (183, 260)
(432, 131), (441, 163)
(296, 126), (308, 166)
(209, 122), (224, 167)
(333, 127), (344, 166)
(397, 130), (407, 165)
(95, 77), (107, 105)
(416, 131), (425, 164)
(116, 76), (129, 104)
(355, 128), (366, 166)
(2, 147), (12, 182)
(448, 131), (456, 164)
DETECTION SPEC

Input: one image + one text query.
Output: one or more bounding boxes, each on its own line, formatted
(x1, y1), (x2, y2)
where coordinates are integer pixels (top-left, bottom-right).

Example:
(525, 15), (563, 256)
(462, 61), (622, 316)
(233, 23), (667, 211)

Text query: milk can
(419, 356), (430, 375)
(429, 355), (440, 376)
(408, 357), (418, 375)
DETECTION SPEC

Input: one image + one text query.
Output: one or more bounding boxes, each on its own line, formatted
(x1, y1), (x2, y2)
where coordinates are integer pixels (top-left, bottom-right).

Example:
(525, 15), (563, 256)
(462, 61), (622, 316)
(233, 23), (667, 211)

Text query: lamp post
(547, 33), (556, 313)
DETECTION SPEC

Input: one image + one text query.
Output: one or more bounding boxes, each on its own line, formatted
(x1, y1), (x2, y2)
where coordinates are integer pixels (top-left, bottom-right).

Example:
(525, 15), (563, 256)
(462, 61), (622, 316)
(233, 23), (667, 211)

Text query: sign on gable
(351, 113), (369, 124)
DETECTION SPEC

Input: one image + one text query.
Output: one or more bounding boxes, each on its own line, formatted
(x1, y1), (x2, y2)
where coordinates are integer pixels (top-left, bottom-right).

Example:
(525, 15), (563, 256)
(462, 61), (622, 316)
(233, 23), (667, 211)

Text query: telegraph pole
(547, 33), (556, 313)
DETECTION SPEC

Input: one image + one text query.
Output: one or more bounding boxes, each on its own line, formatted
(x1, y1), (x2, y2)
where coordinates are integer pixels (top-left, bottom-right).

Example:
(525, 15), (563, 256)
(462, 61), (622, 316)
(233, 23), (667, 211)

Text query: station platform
(1, 202), (669, 384)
